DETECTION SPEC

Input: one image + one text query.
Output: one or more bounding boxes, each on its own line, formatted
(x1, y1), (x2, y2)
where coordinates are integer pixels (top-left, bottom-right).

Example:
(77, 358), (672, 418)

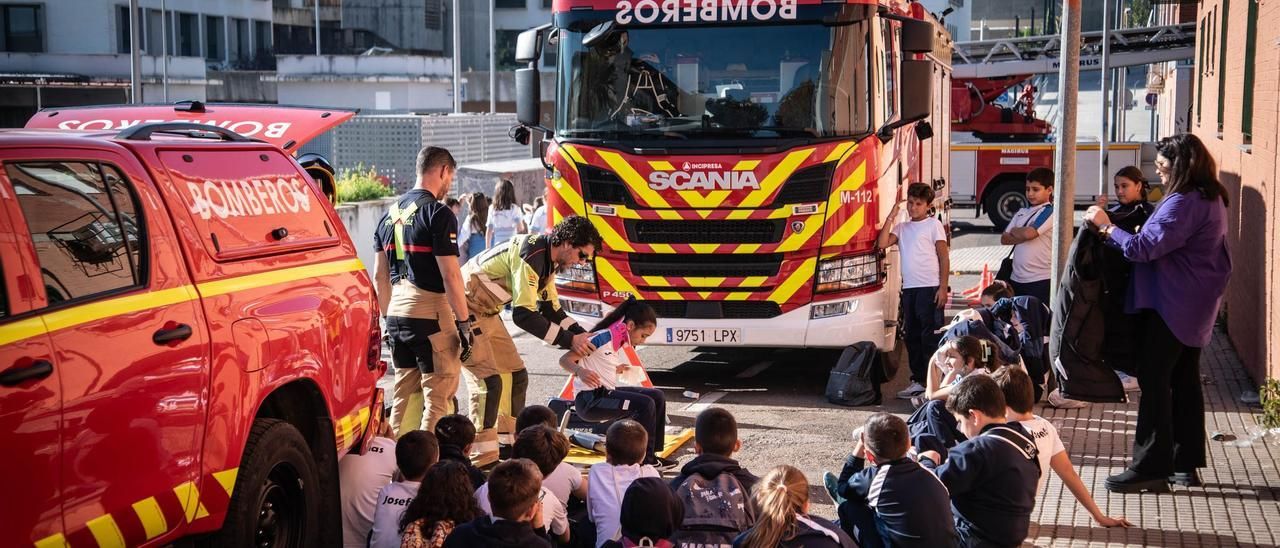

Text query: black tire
(211, 418), (321, 548)
(983, 178), (1028, 230)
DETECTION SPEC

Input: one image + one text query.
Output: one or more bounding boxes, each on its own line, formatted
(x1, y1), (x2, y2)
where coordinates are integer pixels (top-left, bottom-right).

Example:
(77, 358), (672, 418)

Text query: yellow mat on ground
(563, 428), (694, 467)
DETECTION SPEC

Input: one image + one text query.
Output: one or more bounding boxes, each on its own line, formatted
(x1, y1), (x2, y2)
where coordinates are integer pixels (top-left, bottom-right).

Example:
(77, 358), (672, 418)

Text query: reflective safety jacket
(464, 234), (586, 348)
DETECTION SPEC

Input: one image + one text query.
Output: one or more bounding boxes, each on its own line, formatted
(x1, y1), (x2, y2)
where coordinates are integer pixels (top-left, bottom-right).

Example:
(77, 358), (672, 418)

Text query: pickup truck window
(7, 161), (144, 305)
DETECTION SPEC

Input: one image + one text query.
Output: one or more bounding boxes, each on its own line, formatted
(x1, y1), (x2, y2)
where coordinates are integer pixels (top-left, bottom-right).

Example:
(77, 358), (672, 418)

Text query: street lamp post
(129, 0), (141, 103)
(1051, 0), (1083, 303)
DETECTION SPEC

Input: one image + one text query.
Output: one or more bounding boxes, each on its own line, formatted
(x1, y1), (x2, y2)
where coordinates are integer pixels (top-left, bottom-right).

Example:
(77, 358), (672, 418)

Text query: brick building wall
(1192, 0), (1278, 383)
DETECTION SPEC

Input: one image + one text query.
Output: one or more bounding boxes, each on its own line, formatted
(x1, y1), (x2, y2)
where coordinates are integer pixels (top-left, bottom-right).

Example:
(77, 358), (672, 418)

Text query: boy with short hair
(878, 182), (950, 399)
(368, 430), (439, 548)
(339, 409), (397, 548)
(444, 458), (554, 548)
(1001, 168), (1055, 305)
(435, 414), (487, 489)
(515, 406), (589, 506)
(589, 419), (660, 547)
(992, 366), (1132, 528)
(516, 404), (559, 432)
(668, 407), (758, 545)
(835, 413), (956, 548)
(915, 375), (1040, 548)
(474, 425), (573, 543)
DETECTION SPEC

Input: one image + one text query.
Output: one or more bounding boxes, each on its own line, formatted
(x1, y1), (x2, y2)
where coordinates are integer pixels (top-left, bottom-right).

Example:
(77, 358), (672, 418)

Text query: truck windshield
(556, 19), (873, 142)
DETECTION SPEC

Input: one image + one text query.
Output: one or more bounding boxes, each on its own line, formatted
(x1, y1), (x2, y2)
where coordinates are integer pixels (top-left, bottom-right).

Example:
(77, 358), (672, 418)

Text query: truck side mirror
(899, 18), (934, 53)
(514, 24), (552, 129)
(898, 60), (932, 124)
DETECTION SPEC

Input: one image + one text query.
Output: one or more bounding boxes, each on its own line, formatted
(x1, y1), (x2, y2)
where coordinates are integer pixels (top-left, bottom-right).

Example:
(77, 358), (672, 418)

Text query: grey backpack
(671, 472), (755, 548)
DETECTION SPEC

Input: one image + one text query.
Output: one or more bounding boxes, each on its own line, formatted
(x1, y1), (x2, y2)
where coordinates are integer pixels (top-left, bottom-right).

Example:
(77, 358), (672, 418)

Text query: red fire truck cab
(1, 103), (385, 547)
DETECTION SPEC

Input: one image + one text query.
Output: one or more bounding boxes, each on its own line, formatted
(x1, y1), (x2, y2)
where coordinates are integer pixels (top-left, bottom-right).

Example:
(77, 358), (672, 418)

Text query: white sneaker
(896, 382), (926, 400)
(1118, 373), (1140, 392)
(1048, 389), (1089, 409)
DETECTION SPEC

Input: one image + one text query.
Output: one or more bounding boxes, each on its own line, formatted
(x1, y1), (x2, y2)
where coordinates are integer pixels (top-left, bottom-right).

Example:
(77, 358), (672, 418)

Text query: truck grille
(628, 253), (782, 278)
(627, 219), (783, 244)
(771, 162), (834, 205)
(643, 300), (782, 319)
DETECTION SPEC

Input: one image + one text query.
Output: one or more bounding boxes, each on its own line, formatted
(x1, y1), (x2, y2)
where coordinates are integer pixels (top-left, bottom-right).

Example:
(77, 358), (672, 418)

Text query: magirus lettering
(648, 170), (760, 191)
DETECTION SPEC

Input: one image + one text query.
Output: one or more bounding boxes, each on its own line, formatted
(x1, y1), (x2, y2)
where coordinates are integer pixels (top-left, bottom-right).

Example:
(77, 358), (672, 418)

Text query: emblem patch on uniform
(527, 273), (538, 287)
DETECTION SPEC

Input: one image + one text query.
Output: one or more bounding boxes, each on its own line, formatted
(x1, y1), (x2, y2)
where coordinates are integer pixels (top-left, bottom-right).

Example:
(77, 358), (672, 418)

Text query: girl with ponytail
(558, 297), (677, 470)
(734, 466), (854, 548)
(923, 335), (1004, 402)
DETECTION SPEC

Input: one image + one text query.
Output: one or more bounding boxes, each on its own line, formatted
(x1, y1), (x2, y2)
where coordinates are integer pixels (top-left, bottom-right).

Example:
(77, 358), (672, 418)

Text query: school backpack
(824, 342), (883, 406)
(671, 472), (755, 548)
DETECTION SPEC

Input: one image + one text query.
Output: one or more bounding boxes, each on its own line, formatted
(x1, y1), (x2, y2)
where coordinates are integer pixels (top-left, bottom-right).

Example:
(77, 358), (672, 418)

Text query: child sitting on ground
(369, 430), (439, 548)
(435, 414), (487, 489)
(399, 461), (484, 548)
(669, 407), (758, 546)
(589, 419), (660, 547)
(833, 413), (956, 548)
(915, 375), (1040, 548)
(733, 465), (854, 548)
(517, 405), (589, 507)
(907, 336), (1003, 455)
(339, 408), (397, 548)
(600, 477), (685, 548)
(474, 425), (573, 543)
(443, 459), (553, 548)
(991, 366), (1132, 528)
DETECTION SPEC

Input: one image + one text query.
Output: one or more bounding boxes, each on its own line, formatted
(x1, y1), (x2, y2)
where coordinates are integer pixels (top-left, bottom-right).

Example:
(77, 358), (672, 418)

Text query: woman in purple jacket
(1084, 134), (1232, 494)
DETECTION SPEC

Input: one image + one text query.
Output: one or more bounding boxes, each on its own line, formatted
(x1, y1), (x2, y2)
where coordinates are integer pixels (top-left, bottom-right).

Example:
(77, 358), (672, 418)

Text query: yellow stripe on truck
(594, 258), (640, 297)
(131, 497), (169, 541)
(823, 205), (868, 248)
(768, 257), (817, 305)
(740, 148), (815, 208)
(197, 259), (364, 297)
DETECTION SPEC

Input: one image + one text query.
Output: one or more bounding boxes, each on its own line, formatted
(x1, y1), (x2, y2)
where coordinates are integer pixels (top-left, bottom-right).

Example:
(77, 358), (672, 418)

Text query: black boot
(1168, 471), (1202, 487)
(1106, 470), (1170, 493)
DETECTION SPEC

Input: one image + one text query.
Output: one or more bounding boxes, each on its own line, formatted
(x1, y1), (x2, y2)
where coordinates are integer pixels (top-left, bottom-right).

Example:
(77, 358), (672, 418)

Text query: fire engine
(511, 0), (953, 352)
(3, 103), (384, 547)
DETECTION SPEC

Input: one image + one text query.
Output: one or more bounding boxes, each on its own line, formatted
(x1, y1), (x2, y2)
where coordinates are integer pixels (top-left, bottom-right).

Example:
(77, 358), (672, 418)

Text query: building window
(177, 12), (199, 57)
(254, 20), (271, 55)
(496, 0), (525, 8)
(206, 15), (226, 61)
(1195, 15), (1204, 126)
(1242, 0), (1258, 143)
(496, 29), (521, 70)
(1, 4), (43, 52)
(1216, 1), (1228, 134)
(230, 18), (249, 63)
(425, 0), (444, 30)
(145, 8), (168, 55)
(117, 5), (136, 54)
(543, 0), (553, 7)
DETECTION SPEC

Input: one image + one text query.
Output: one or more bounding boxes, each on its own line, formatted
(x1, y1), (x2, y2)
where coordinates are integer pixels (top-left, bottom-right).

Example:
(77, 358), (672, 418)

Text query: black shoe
(648, 456), (680, 473)
(1106, 470), (1171, 493)
(1168, 471), (1202, 487)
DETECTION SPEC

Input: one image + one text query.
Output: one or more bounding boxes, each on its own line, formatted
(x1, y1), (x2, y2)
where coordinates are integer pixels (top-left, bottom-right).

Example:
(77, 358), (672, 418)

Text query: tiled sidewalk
(1027, 328), (1280, 547)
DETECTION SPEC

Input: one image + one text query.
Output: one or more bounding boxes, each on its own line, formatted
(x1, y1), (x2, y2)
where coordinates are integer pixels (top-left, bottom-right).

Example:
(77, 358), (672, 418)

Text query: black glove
(456, 316), (475, 362)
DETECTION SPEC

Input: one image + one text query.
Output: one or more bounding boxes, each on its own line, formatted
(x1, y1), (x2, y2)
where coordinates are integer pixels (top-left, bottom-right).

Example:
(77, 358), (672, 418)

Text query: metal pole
(453, 0), (462, 113)
(129, 0), (142, 103)
(161, 0), (169, 102)
(314, 0), (321, 56)
(1099, 0), (1111, 199)
(1051, 0), (1082, 303)
(489, 0), (495, 113)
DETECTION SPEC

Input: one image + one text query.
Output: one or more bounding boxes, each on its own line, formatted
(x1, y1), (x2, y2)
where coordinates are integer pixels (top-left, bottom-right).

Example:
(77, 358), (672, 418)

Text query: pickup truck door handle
(0, 360), (53, 387)
(153, 323), (193, 345)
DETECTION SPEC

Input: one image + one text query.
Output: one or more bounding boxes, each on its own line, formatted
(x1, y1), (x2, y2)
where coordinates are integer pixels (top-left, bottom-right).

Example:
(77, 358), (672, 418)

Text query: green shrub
(1261, 378), (1280, 429)
(336, 164), (393, 204)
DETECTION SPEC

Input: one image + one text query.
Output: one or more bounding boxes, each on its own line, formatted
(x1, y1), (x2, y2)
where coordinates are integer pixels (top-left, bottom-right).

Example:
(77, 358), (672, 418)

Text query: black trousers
(1131, 310), (1206, 476)
(907, 399), (965, 456)
(1010, 279), (1051, 309)
(838, 500), (887, 548)
(575, 386), (667, 461)
(902, 287), (944, 384)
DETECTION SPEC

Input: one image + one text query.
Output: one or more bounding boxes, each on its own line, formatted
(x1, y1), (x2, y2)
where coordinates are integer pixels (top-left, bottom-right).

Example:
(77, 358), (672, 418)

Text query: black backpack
(671, 472), (755, 548)
(825, 342), (883, 406)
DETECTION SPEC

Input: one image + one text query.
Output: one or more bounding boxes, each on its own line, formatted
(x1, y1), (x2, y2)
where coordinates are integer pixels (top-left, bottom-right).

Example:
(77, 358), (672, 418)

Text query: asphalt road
(379, 206), (1046, 520)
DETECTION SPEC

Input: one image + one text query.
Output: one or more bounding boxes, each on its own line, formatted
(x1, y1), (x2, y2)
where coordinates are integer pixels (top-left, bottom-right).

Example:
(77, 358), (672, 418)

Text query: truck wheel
(984, 179), (1027, 229)
(212, 418), (321, 548)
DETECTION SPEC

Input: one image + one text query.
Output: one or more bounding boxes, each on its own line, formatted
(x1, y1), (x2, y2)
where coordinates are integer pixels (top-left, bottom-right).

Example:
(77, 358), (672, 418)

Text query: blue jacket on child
(921, 422), (1040, 548)
(836, 455), (957, 548)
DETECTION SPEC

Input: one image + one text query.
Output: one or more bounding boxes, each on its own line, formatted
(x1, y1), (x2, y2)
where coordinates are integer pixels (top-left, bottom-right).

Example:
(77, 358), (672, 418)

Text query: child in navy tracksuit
(916, 375), (1040, 548)
(835, 413), (956, 548)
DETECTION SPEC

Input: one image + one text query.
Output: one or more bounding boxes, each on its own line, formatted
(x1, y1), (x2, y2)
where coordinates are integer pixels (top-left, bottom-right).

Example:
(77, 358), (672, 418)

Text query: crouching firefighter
(460, 215), (603, 455)
(373, 146), (476, 437)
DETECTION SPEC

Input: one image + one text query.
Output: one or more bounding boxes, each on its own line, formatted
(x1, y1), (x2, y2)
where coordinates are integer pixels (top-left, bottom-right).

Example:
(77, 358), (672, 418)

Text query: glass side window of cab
(6, 162), (144, 306)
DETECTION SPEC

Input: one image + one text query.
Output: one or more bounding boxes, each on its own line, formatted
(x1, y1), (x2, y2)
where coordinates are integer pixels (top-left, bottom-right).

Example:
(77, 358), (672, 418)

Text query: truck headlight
(815, 253), (879, 293)
(556, 262), (597, 292)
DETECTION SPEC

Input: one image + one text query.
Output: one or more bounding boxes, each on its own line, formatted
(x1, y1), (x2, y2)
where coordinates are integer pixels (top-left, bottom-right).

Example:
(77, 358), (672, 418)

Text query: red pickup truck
(2, 103), (384, 548)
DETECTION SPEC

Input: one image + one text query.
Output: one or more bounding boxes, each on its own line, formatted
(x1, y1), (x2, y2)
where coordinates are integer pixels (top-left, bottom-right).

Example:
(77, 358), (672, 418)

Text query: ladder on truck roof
(952, 22), (1195, 79)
